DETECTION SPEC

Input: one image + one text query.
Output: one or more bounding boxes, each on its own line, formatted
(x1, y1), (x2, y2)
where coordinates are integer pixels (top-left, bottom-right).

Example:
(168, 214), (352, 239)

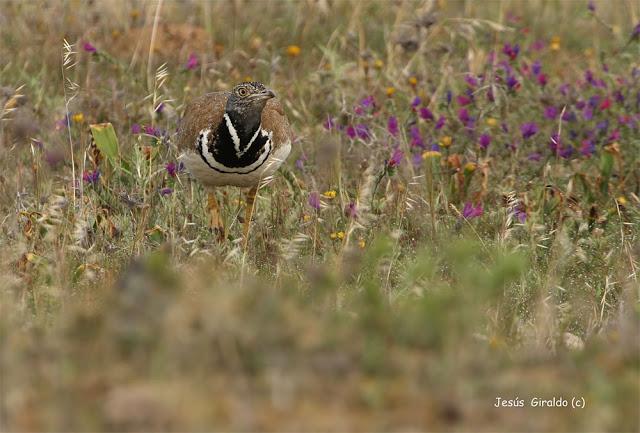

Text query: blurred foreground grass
(0, 0), (639, 431)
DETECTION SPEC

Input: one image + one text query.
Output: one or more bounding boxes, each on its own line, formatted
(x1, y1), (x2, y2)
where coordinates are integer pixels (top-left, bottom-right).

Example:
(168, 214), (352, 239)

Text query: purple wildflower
(323, 116), (336, 131)
(360, 96), (375, 108)
(502, 43), (520, 60)
(583, 106), (593, 121)
(544, 106), (558, 120)
(308, 192), (321, 211)
(55, 115), (69, 131)
(411, 152), (423, 167)
(435, 115), (446, 130)
(580, 139), (596, 157)
(479, 133), (491, 150)
(632, 22), (640, 39)
(457, 95), (472, 106)
(411, 96), (422, 108)
(506, 75), (519, 90)
(165, 161), (179, 177)
(462, 202), (483, 219)
(83, 42), (97, 53)
(465, 74), (478, 87)
(388, 147), (404, 168)
(387, 116), (399, 136)
(609, 129), (620, 141)
(344, 202), (358, 219)
(549, 133), (561, 153)
(527, 152), (542, 162)
(346, 125), (356, 139)
(144, 125), (160, 137)
(82, 169), (100, 185)
(419, 107), (434, 121)
(614, 90), (625, 104)
(596, 119), (609, 131)
(131, 123), (141, 134)
(159, 187), (173, 196)
(588, 0), (595, 12)
(354, 124), (370, 140)
(458, 108), (471, 124)
(410, 126), (424, 148)
(585, 69), (594, 84)
(154, 102), (165, 113)
(186, 53), (199, 70)
(560, 145), (574, 159)
(295, 153), (307, 170)
(446, 90), (452, 105)
(531, 39), (546, 51)
(520, 122), (539, 139)
(532, 60), (542, 75)
(562, 110), (577, 122)
(513, 207), (527, 223)
(537, 73), (548, 87)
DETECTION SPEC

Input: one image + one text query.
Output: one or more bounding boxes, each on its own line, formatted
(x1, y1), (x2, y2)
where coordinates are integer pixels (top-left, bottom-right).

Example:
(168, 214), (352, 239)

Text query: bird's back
(176, 91), (228, 155)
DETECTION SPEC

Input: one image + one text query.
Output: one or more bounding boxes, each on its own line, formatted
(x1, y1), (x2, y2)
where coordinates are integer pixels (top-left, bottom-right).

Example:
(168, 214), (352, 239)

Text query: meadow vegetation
(0, 0), (639, 431)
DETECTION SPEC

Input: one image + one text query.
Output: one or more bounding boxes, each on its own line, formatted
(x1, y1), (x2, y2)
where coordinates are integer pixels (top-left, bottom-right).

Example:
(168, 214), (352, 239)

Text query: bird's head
(226, 82), (275, 120)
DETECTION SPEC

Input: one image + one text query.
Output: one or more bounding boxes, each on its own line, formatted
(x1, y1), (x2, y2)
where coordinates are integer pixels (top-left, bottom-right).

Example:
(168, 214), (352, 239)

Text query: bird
(176, 82), (292, 242)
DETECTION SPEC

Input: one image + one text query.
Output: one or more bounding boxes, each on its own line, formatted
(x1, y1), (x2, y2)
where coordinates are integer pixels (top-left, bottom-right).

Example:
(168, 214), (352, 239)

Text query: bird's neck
(223, 108), (261, 145)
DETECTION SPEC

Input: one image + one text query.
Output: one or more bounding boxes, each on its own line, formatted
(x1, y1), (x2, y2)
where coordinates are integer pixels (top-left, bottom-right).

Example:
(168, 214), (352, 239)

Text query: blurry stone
(1, 88), (40, 144)
(562, 332), (584, 351)
(104, 383), (176, 431)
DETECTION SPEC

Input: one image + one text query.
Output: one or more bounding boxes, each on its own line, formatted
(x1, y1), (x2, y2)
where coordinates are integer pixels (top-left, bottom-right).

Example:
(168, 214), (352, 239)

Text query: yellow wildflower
(439, 135), (453, 147)
(250, 37), (263, 50)
(486, 117), (498, 127)
(584, 48), (593, 58)
(550, 36), (561, 51)
(616, 196), (627, 206)
(330, 231), (345, 240)
(489, 336), (504, 349)
(72, 113), (84, 123)
(408, 76), (418, 86)
(358, 239), (366, 249)
(303, 214), (312, 222)
(422, 150), (442, 160)
(386, 87), (396, 97)
(244, 76), (253, 82)
(374, 59), (384, 69)
(322, 190), (337, 199)
(286, 45), (301, 57)
(464, 162), (477, 174)
(130, 9), (140, 19)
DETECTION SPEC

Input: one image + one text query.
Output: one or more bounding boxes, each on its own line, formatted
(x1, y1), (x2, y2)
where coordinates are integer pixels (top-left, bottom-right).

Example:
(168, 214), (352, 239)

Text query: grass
(0, 0), (639, 431)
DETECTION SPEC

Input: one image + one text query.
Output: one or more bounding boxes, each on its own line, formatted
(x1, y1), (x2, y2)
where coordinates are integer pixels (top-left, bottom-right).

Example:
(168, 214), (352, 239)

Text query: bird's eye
(238, 87), (248, 97)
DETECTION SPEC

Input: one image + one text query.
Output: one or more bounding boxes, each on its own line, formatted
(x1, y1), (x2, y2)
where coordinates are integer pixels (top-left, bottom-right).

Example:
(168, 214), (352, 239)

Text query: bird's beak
(254, 88), (276, 100)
